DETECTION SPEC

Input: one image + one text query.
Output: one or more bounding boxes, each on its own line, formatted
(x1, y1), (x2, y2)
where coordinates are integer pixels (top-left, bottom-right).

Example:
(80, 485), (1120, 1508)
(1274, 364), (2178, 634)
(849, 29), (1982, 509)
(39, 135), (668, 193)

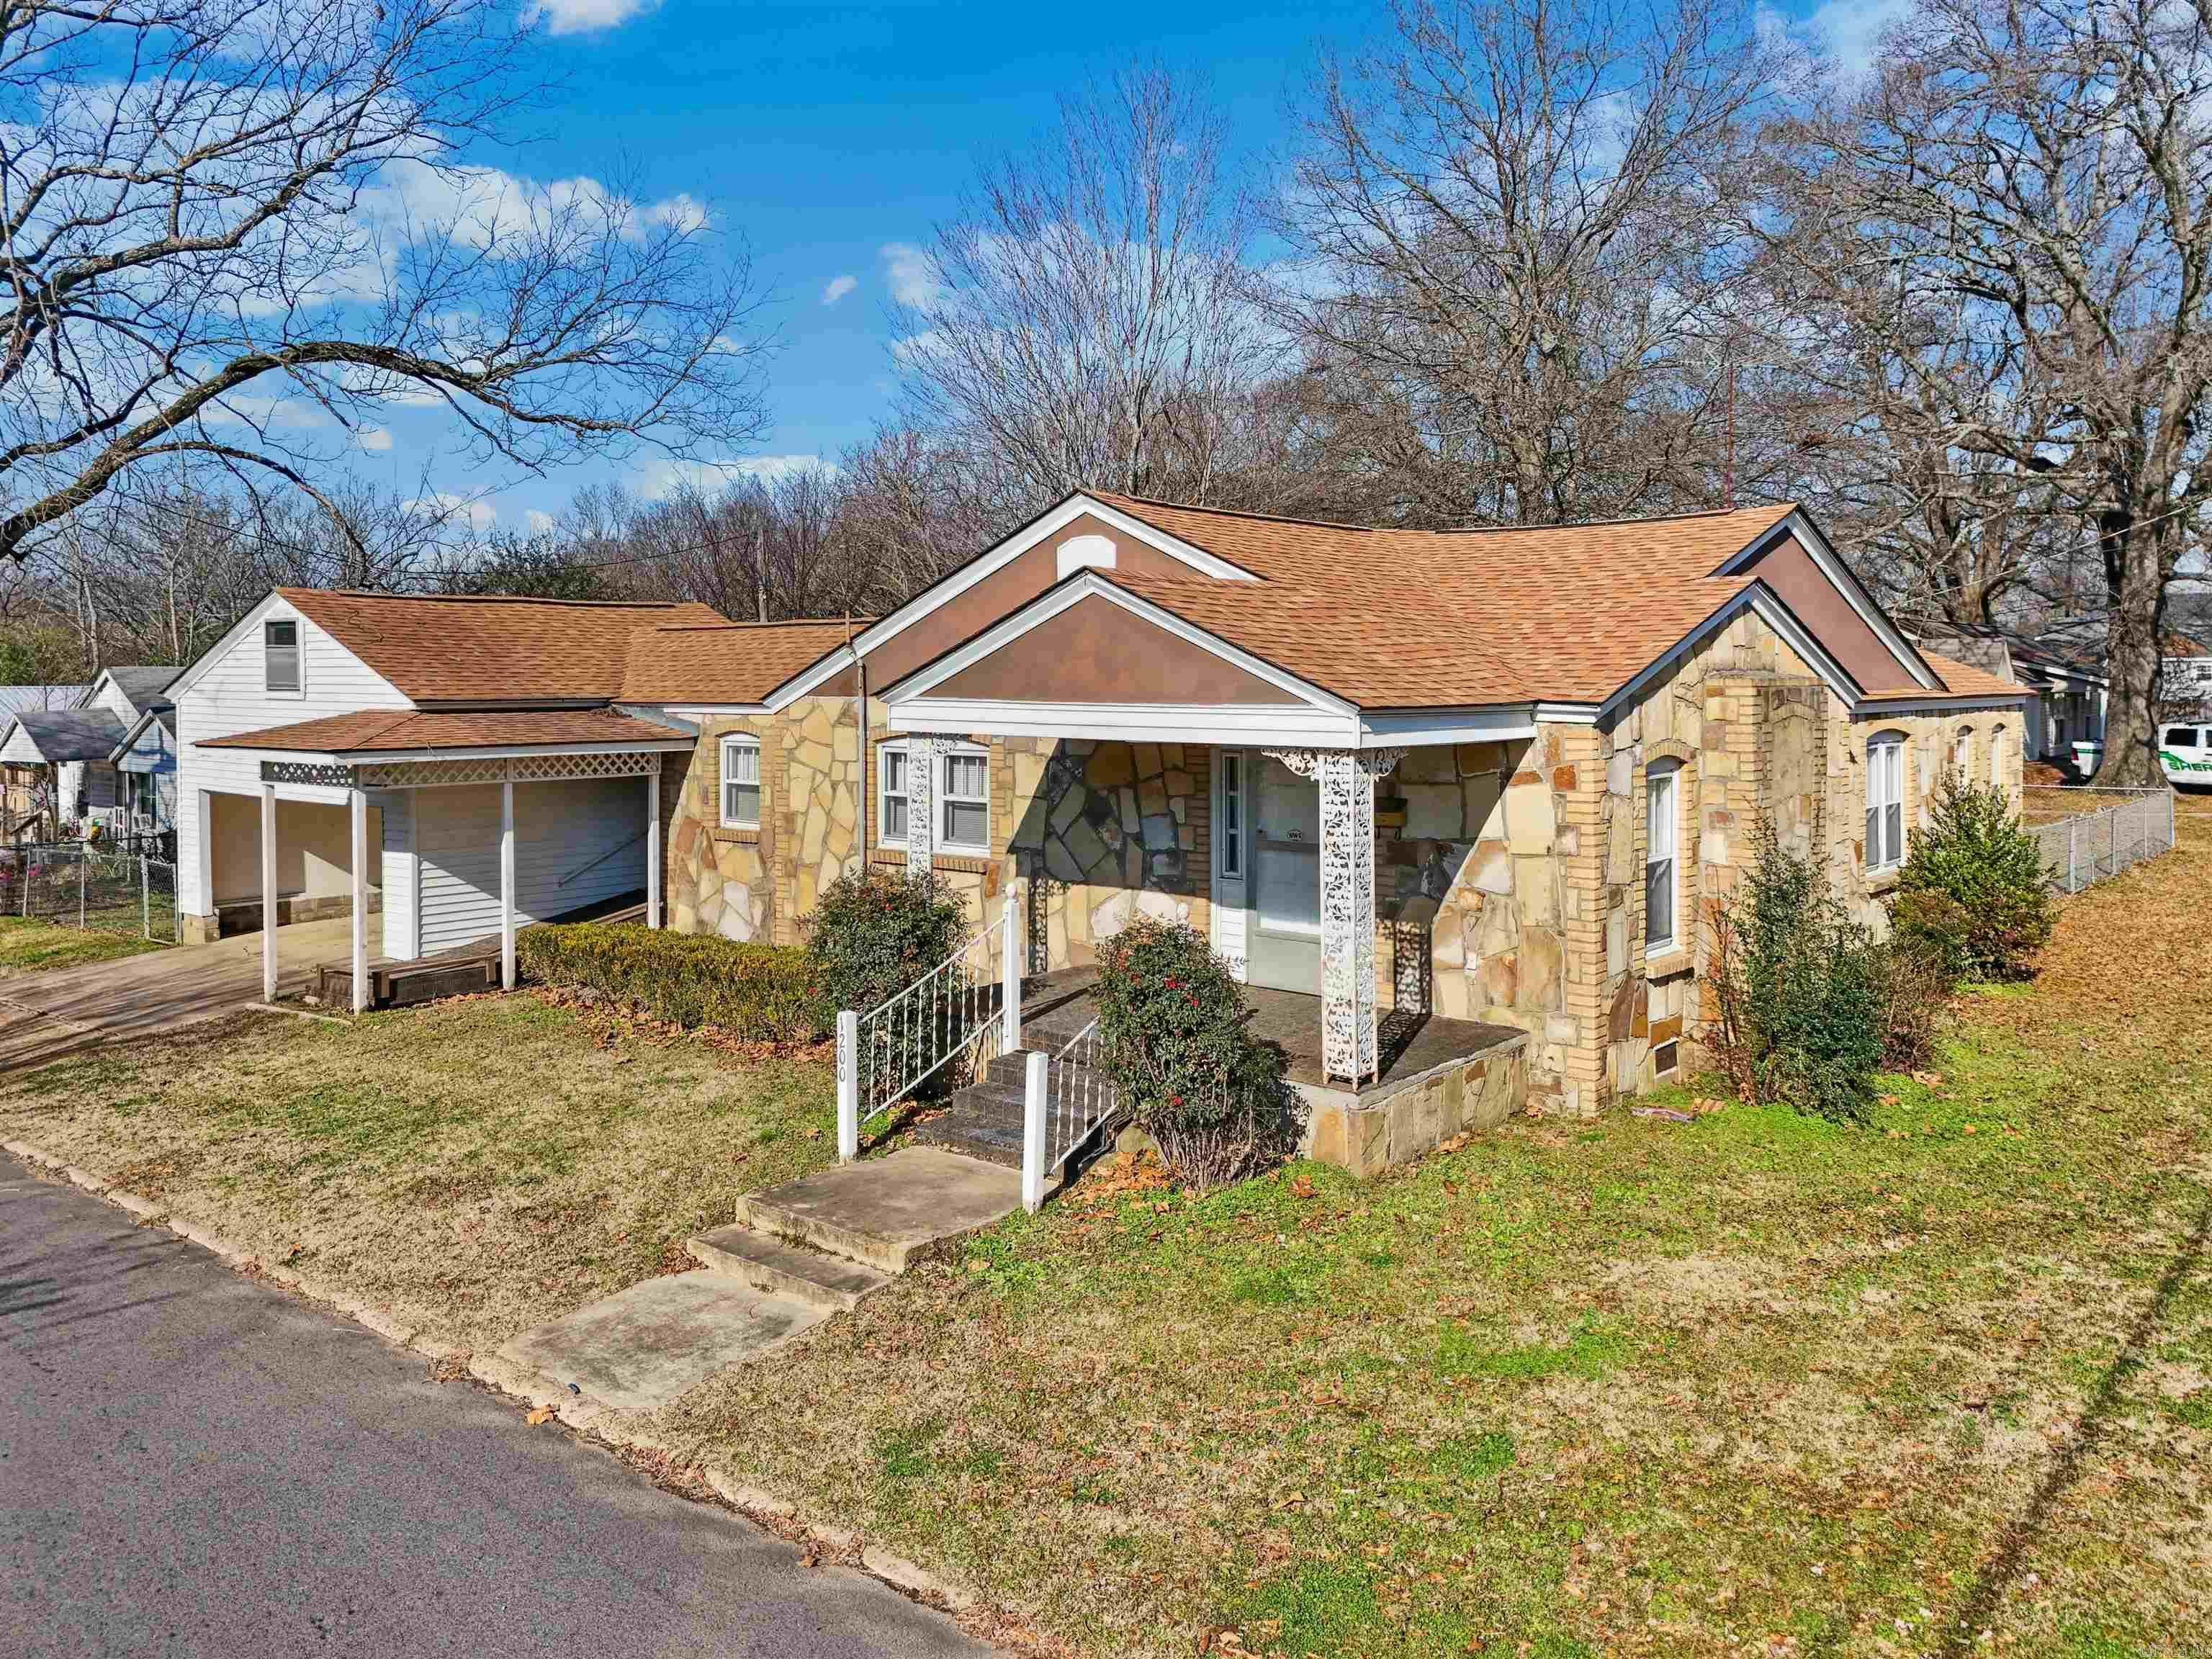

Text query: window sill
(869, 846), (994, 874)
(1866, 868), (1902, 895)
(1642, 945), (1691, 977)
(711, 825), (761, 845)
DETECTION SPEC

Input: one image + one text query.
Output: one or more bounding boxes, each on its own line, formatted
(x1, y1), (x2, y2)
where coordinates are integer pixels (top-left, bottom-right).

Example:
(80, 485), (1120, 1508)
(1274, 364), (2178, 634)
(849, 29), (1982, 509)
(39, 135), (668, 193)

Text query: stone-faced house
(178, 493), (2023, 1130)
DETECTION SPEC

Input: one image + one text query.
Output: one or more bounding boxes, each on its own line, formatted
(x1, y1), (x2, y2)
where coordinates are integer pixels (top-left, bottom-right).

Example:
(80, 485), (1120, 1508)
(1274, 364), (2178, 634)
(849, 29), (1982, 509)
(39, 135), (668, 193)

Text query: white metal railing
(2023, 787), (2177, 894)
(837, 880), (1023, 1159)
(1018, 1015), (1125, 1212)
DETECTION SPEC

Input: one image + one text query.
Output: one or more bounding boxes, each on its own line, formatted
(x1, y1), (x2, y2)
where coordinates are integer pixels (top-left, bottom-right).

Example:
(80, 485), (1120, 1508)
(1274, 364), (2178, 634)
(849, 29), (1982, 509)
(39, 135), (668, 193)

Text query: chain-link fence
(0, 843), (179, 940)
(2021, 787), (2177, 895)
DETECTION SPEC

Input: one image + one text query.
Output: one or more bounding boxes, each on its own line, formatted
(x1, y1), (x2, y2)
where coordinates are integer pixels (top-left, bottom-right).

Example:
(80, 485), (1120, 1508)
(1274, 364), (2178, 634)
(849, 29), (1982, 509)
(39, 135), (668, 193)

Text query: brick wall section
(1550, 722), (1611, 1116)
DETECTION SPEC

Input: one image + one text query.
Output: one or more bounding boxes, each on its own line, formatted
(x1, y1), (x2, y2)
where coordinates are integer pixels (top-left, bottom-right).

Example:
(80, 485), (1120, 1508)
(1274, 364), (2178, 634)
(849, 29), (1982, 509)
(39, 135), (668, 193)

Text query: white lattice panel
(511, 751), (660, 782)
(360, 757), (508, 790)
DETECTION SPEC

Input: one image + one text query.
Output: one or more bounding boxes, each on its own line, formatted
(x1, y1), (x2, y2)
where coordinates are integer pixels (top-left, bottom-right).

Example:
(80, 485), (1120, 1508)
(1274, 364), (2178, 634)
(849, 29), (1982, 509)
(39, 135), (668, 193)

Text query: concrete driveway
(0, 918), (354, 1073)
(1, 1154), (986, 1658)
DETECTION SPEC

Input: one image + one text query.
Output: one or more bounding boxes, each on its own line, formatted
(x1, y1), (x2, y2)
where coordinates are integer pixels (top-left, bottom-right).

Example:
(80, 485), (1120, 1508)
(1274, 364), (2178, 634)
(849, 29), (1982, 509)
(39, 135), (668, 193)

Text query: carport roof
(201, 707), (696, 756)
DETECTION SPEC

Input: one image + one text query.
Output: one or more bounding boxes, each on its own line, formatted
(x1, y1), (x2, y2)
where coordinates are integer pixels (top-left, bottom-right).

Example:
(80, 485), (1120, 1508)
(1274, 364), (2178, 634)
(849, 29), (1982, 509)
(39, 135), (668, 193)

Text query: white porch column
(645, 761), (662, 929)
(349, 787), (369, 1014)
(259, 781), (277, 1004)
(1269, 747), (1403, 1087)
(905, 734), (944, 876)
(500, 778), (516, 989)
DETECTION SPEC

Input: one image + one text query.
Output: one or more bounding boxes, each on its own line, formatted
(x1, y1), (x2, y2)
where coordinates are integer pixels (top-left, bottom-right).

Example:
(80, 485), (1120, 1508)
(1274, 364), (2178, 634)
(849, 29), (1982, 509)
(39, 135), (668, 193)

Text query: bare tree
(0, 0), (772, 562)
(1771, 0), (2212, 785)
(891, 62), (1267, 515)
(1275, 0), (1788, 526)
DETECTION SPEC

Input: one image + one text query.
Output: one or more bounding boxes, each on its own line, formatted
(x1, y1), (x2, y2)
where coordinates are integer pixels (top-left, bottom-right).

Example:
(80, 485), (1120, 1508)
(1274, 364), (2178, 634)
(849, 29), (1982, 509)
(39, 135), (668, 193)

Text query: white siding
(174, 596), (410, 916)
(415, 778), (647, 956)
(378, 791), (417, 961)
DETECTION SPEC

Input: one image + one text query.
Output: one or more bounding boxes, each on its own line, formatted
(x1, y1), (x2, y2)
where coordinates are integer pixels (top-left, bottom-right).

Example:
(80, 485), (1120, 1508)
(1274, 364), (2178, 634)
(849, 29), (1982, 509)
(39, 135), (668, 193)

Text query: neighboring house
(178, 493), (2025, 1125)
(2006, 640), (2108, 769)
(71, 665), (179, 837)
(107, 700), (179, 839)
(0, 684), (89, 836)
(0, 709), (130, 839)
(2162, 631), (2212, 716)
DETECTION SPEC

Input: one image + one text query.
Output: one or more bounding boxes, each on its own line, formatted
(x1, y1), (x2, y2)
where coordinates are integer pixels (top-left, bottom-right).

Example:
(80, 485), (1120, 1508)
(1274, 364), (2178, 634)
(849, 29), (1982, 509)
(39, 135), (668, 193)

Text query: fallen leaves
(526, 1404), (555, 1426)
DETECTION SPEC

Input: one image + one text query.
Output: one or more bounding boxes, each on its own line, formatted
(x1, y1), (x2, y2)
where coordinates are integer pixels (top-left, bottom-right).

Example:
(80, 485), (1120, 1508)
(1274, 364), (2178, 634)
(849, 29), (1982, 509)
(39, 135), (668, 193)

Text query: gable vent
(1056, 533), (1118, 577)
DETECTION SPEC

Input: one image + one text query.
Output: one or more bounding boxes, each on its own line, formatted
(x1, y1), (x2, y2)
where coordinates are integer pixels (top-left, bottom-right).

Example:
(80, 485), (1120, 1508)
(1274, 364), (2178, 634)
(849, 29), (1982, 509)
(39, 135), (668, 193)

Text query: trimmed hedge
(516, 922), (831, 1042)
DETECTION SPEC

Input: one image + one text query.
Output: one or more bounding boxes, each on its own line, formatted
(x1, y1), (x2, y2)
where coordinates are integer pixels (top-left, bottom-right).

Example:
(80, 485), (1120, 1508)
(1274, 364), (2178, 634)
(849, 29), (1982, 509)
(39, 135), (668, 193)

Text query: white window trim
(877, 739), (911, 850)
(1645, 761), (1680, 957)
(1990, 726), (2005, 786)
(264, 616), (305, 699)
(1867, 733), (1906, 872)
(1954, 727), (1972, 783)
(936, 741), (992, 856)
(718, 734), (761, 830)
(875, 739), (992, 857)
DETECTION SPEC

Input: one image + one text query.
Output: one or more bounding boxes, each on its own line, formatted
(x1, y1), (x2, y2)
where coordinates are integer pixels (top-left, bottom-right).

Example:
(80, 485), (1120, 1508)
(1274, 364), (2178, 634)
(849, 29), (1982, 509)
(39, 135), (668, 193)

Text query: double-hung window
(1645, 762), (1678, 954)
(264, 619), (301, 693)
(1990, 727), (2005, 786)
(1954, 728), (1972, 781)
(878, 742), (991, 855)
(719, 736), (760, 829)
(1866, 733), (1905, 871)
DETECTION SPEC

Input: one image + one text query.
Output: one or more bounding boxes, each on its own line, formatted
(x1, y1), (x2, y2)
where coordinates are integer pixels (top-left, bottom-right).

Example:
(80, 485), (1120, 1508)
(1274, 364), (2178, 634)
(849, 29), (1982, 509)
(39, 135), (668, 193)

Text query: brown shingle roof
(1080, 495), (1795, 706)
(202, 708), (693, 755)
(1863, 648), (2026, 702)
(618, 619), (866, 704)
(279, 590), (727, 703)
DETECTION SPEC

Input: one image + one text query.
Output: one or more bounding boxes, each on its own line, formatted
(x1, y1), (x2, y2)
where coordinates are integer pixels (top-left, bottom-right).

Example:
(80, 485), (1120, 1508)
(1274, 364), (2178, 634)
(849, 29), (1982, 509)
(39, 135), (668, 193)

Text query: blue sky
(357, 0), (1903, 537)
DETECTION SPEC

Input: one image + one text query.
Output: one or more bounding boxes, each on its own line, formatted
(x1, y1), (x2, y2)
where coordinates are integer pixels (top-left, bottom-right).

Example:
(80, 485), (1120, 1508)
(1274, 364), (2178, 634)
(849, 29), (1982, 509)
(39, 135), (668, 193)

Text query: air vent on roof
(1057, 533), (1118, 577)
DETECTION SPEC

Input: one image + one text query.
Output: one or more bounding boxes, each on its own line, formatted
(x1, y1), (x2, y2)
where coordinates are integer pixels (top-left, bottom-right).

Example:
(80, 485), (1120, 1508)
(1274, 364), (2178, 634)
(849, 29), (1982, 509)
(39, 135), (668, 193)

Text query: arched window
(1645, 760), (1680, 953)
(1954, 727), (1973, 782)
(1990, 725), (2005, 788)
(1866, 732), (1906, 871)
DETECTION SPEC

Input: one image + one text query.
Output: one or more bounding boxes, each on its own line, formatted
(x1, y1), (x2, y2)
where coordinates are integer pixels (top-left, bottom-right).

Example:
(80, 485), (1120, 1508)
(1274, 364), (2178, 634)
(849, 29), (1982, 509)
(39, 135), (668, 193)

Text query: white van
(2159, 724), (2212, 788)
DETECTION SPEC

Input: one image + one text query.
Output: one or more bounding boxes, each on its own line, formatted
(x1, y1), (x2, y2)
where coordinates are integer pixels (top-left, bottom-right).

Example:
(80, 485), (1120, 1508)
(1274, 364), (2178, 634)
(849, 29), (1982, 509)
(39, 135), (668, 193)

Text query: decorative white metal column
(500, 778), (516, 991)
(1267, 747), (1404, 1087)
(905, 734), (943, 875)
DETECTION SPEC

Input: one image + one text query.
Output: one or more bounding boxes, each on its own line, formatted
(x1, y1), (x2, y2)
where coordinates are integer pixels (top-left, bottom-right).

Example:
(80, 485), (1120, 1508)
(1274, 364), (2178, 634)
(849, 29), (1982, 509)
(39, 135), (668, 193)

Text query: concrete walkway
(0, 917), (354, 1073)
(497, 1148), (1025, 1413)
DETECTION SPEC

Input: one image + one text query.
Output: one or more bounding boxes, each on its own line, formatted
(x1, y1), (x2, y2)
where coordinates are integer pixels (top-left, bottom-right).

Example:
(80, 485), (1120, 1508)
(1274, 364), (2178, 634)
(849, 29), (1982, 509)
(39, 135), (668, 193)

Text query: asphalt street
(0, 1154), (987, 1658)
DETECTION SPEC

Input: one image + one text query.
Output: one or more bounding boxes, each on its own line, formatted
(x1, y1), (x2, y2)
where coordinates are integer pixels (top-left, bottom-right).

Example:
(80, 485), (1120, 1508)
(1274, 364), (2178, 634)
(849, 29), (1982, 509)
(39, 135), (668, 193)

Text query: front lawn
(0, 916), (168, 975)
(651, 801), (2212, 1659)
(0, 992), (838, 1350)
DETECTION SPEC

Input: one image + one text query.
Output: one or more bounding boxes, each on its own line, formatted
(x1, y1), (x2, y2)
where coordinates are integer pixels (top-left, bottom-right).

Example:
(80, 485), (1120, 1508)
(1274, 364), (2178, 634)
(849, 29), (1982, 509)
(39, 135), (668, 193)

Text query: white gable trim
(1715, 511), (1942, 692)
(769, 491), (1260, 710)
(882, 570), (1352, 714)
(164, 591), (410, 709)
(1598, 584), (1866, 724)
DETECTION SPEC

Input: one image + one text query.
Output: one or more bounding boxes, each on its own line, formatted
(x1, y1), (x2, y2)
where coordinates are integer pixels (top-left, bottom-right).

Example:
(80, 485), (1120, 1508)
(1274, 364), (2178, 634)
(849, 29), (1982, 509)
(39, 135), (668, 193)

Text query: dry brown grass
(0, 989), (837, 1351)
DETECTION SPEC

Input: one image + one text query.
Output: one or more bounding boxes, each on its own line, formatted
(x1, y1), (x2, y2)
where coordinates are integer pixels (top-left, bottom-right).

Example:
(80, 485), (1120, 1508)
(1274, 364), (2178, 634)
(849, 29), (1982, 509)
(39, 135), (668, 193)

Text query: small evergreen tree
(1892, 778), (2056, 981)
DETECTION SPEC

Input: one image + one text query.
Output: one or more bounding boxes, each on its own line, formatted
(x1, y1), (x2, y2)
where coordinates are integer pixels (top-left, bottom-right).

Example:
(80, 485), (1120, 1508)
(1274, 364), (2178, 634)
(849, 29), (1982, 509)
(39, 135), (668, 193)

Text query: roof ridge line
(279, 587), (704, 609)
(1101, 491), (1794, 538)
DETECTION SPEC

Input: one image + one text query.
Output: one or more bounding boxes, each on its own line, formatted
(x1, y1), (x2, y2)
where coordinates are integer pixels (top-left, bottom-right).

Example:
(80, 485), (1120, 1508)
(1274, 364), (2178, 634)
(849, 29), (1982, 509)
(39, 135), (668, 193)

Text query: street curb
(2, 1133), (999, 1636)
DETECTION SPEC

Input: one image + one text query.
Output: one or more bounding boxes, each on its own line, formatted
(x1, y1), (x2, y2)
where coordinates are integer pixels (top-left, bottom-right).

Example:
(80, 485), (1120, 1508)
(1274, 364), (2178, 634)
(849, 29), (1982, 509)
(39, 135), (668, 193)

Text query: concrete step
(687, 1223), (893, 1311)
(735, 1146), (1029, 1274)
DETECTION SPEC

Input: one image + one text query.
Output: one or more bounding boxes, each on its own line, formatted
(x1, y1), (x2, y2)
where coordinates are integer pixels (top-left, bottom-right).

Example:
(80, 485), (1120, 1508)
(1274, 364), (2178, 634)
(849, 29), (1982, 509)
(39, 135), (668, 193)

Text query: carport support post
(259, 782), (277, 1003)
(500, 778), (516, 990)
(645, 762), (662, 929)
(349, 788), (369, 1014)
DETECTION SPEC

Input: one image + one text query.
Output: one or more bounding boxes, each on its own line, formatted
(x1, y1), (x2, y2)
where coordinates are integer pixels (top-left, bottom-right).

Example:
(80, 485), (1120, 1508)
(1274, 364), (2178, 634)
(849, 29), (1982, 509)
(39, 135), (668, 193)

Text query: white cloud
(644, 192), (711, 235)
(881, 242), (941, 308)
(522, 0), (661, 35)
(372, 159), (708, 250)
(1762, 0), (1911, 84)
(526, 509), (556, 534)
(822, 273), (858, 307)
(404, 492), (496, 532)
(356, 426), (393, 452)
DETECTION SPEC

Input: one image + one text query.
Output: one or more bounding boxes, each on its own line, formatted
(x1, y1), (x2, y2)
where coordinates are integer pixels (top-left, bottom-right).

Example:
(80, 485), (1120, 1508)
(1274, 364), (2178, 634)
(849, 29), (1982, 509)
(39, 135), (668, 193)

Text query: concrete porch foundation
(1296, 1033), (1529, 1177)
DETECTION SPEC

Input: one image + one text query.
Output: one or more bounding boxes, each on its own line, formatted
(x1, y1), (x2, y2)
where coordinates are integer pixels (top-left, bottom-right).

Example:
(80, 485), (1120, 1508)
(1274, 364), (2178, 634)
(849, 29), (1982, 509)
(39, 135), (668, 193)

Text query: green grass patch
(0, 917), (166, 974)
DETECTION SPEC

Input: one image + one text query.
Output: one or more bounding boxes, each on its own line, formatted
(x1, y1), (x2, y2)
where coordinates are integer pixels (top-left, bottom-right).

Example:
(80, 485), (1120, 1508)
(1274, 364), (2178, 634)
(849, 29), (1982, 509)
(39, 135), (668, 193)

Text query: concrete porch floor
(1025, 967), (1526, 1097)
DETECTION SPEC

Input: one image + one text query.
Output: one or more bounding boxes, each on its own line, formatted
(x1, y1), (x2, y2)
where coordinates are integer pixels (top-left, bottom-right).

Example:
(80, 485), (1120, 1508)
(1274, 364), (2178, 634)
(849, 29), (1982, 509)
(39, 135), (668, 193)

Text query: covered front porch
(199, 710), (695, 1012)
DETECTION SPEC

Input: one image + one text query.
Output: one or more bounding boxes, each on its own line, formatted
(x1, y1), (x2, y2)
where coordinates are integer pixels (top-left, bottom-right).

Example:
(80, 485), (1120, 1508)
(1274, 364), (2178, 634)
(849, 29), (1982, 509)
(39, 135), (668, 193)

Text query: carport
(200, 709), (696, 1011)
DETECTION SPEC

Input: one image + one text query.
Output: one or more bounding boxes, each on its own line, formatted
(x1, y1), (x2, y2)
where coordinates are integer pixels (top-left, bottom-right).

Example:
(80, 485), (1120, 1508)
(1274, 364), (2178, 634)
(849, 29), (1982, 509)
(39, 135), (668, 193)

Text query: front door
(1247, 753), (1322, 993)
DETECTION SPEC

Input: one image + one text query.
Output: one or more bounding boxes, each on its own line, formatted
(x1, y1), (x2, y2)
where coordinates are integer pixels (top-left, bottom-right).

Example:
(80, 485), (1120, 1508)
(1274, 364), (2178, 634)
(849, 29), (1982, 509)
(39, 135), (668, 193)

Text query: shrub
(1889, 887), (1974, 984)
(1708, 828), (1884, 1123)
(1871, 940), (1954, 1071)
(803, 866), (969, 1014)
(1892, 778), (2055, 980)
(516, 922), (830, 1041)
(1092, 915), (1299, 1190)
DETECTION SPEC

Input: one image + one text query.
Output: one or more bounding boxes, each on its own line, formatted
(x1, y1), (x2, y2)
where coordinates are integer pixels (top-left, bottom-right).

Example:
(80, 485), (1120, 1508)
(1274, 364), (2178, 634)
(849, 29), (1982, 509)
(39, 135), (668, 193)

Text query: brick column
(1550, 724), (1611, 1116)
